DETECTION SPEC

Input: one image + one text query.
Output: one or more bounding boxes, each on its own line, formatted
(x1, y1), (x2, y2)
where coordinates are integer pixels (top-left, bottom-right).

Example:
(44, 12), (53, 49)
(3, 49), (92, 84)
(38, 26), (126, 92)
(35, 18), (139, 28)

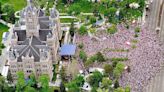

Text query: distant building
(8, 0), (62, 82)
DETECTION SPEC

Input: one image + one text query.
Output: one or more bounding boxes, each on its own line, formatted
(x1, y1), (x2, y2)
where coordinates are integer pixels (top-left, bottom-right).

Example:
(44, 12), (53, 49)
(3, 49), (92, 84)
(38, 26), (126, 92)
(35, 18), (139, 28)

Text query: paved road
(0, 20), (13, 73)
(144, 0), (164, 92)
(146, 0), (163, 31)
(159, 0), (164, 42)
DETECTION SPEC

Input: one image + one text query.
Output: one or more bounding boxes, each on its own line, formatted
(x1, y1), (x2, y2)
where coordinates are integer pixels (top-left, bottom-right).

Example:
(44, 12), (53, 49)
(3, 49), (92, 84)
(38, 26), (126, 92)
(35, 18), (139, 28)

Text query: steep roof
(12, 36), (49, 62)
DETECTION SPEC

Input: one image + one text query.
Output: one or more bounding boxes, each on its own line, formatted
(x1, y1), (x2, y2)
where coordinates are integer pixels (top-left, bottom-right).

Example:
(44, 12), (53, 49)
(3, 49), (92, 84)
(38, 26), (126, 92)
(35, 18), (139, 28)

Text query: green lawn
(0, 0), (26, 11)
(60, 18), (79, 23)
(0, 23), (9, 42)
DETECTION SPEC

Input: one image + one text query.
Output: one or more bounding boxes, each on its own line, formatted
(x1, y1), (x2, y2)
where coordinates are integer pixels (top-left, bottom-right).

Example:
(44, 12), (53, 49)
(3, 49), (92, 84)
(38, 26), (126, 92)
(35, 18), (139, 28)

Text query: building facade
(8, 0), (62, 81)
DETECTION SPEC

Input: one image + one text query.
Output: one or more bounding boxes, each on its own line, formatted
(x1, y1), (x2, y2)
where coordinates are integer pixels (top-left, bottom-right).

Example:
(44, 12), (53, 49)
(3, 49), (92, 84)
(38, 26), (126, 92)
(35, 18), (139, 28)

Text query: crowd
(120, 27), (163, 92)
(75, 24), (164, 92)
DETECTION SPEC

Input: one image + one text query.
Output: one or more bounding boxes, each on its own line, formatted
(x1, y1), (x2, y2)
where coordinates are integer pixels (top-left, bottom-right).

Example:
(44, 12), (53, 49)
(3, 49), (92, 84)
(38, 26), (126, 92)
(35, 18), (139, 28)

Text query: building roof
(12, 36), (49, 62)
(9, 0), (59, 62)
(60, 44), (76, 56)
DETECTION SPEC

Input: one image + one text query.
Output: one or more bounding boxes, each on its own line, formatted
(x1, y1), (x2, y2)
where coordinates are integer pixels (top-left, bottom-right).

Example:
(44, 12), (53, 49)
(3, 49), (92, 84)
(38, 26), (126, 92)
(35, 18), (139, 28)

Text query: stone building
(8, 0), (62, 81)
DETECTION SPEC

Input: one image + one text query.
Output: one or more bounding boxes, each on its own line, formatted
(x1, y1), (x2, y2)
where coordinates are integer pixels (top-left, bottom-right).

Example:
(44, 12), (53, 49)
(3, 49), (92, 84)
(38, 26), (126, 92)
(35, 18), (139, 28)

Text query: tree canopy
(39, 74), (50, 92)
(88, 71), (103, 87)
(16, 71), (26, 92)
(1, 4), (15, 23)
(66, 75), (84, 92)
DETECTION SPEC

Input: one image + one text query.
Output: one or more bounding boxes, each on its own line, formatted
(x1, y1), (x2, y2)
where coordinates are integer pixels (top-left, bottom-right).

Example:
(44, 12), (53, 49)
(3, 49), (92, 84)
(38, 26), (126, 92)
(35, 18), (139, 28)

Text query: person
(127, 66), (131, 73)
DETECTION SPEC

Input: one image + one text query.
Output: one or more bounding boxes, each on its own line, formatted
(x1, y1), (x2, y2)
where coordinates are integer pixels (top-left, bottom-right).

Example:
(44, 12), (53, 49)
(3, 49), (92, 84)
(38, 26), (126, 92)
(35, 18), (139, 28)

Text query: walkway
(0, 19), (13, 74)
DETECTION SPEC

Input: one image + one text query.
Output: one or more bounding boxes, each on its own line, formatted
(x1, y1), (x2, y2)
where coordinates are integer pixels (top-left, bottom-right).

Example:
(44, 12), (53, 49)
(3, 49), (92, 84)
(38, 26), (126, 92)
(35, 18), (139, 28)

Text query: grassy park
(0, 0), (26, 11)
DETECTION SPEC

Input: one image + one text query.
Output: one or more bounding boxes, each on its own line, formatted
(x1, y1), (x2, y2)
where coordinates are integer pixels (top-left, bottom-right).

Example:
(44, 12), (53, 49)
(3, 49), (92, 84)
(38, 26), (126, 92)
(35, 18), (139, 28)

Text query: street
(144, 0), (164, 92)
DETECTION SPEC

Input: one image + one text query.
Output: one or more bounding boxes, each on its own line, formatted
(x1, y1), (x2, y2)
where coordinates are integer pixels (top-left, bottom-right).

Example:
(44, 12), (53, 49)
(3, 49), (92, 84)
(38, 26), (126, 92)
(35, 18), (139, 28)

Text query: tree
(78, 25), (87, 35)
(107, 24), (117, 34)
(62, 0), (68, 4)
(67, 82), (80, 92)
(103, 64), (113, 75)
(78, 43), (84, 49)
(16, 71), (26, 92)
(108, 7), (117, 23)
(70, 21), (75, 37)
(96, 52), (105, 62)
(114, 80), (120, 89)
(91, 87), (97, 92)
(97, 88), (109, 92)
(88, 28), (96, 34)
(2, 4), (15, 23)
(88, 71), (103, 87)
(68, 4), (81, 15)
(79, 50), (87, 62)
(125, 85), (131, 92)
(89, 16), (96, 24)
(0, 2), (2, 13)
(73, 75), (85, 87)
(0, 43), (5, 49)
(114, 87), (125, 92)
(24, 86), (37, 92)
(0, 75), (10, 92)
(135, 27), (140, 33)
(39, 74), (50, 92)
(7, 70), (13, 83)
(66, 75), (84, 92)
(60, 66), (67, 82)
(101, 78), (112, 89)
(28, 73), (37, 87)
(113, 62), (125, 78)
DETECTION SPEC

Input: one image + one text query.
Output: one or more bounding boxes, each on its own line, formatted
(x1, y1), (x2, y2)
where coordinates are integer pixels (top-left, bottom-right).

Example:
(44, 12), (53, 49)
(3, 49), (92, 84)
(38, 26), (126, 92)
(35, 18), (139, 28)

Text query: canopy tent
(60, 44), (76, 56)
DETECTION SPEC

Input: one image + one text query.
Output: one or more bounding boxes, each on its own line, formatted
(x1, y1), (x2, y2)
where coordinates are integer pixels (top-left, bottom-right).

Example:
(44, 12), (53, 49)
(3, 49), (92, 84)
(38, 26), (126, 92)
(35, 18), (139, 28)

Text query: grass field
(0, 23), (9, 42)
(60, 18), (79, 23)
(0, 0), (26, 11)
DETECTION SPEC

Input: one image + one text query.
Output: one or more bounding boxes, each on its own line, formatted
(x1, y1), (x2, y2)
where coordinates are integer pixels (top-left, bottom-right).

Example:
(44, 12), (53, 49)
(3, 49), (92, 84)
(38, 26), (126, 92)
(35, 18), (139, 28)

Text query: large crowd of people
(75, 24), (164, 92)
(120, 26), (163, 92)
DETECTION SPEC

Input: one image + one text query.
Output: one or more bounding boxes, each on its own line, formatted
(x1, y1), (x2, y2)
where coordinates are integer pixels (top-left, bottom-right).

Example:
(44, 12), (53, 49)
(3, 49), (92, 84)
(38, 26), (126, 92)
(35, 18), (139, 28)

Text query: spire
(27, 0), (32, 6)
